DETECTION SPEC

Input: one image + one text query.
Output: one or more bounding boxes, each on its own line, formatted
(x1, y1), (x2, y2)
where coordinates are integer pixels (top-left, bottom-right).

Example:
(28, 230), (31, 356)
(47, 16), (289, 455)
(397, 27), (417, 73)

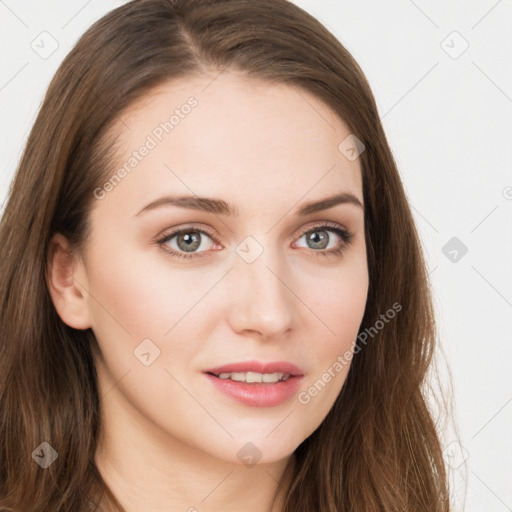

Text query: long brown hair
(0, 0), (452, 509)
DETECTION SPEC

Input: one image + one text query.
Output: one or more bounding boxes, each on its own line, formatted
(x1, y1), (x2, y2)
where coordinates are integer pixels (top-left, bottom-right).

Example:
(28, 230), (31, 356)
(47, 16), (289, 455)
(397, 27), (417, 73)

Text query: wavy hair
(0, 0), (451, 510)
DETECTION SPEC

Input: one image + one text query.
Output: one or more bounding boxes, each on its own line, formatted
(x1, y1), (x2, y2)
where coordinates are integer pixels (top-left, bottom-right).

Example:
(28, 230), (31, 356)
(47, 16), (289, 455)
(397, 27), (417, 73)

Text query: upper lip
(205, 360), (304, 377)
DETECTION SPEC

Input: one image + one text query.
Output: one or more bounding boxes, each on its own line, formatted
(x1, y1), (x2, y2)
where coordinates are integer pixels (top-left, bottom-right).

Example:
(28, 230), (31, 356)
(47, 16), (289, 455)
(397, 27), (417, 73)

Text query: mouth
(203, 360), (304, 407)
(204, 360), (304, 379)
(205, 371), (292, 383)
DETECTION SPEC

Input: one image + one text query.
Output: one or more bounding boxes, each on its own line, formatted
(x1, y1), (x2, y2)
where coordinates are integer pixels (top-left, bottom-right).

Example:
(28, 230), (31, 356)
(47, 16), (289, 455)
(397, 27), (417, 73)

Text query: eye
(157, 227), (220, 259)
(293, 222), (354, 257)
(157, 222), (354, 260)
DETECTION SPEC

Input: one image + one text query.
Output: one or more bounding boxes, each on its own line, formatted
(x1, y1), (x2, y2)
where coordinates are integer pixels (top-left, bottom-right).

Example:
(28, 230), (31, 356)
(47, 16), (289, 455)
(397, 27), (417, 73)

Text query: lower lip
(204, 373), (303, 407)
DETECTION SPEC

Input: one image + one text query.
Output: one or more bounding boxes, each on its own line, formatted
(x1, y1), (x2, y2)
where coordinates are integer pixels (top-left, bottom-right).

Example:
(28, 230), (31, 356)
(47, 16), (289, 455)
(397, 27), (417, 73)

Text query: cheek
(294, 257), (368, 408)
(85, 246), (220, 340)
(302, 257), (369, 345)
(84, 249), (215, 435)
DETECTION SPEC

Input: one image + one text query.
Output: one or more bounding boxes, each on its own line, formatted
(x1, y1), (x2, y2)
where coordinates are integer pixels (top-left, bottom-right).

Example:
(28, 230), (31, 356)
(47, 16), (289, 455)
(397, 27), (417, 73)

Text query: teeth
(216, 372), (291, 383)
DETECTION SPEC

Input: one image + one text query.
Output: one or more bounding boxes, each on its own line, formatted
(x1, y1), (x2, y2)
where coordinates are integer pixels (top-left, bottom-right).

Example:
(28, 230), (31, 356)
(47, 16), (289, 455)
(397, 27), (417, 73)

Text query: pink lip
(204, 374), (303, 407)
(203, 360), (305, 408)
(205, 360), (304, 376)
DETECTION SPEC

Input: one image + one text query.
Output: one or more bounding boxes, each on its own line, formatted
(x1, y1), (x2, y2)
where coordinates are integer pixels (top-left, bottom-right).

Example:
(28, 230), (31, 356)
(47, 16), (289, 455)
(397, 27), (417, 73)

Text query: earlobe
(47, 233), (92, 330)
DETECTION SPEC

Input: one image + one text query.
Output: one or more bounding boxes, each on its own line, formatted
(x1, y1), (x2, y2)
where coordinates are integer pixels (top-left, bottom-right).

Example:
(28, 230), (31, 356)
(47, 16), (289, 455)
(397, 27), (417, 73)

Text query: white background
(1, 1), (511, 510)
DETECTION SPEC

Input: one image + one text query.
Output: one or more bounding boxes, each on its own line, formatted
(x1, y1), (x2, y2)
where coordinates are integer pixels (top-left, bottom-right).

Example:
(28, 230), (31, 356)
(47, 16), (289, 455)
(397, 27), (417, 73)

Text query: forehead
(97, 71), (364, 217)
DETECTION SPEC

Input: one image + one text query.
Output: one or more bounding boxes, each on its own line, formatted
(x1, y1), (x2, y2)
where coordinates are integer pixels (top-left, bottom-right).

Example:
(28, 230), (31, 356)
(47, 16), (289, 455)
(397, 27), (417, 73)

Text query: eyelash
(156, 222), (355, 260)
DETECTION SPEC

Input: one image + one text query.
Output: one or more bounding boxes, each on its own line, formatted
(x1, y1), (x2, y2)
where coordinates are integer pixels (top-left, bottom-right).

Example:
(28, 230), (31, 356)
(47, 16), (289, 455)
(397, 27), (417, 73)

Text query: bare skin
(48, 71), (369, 512)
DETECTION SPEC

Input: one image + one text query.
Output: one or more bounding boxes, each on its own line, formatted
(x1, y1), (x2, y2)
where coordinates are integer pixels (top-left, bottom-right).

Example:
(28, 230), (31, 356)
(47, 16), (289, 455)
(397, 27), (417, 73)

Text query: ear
(47, 233), (92, 330)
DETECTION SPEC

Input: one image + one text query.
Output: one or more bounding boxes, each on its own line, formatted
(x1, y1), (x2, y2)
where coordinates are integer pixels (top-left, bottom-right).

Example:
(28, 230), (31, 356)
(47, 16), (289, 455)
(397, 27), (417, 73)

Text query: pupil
(178, 232), (200, 252)
(308, 231), (328, 249)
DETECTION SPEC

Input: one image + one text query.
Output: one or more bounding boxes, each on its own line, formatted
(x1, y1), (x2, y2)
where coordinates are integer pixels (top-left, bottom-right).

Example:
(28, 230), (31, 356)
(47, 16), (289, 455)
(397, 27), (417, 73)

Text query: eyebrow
(135, 191), (364, 217)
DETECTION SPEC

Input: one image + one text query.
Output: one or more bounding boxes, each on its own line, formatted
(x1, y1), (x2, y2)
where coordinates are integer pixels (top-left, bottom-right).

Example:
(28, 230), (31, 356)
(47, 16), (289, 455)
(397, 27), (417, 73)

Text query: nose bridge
(227, 239), (294, 338)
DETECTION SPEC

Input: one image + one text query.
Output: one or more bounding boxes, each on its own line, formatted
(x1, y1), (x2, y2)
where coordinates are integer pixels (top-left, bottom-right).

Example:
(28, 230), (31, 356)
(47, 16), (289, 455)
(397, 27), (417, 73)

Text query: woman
(0, 0), (451, 510)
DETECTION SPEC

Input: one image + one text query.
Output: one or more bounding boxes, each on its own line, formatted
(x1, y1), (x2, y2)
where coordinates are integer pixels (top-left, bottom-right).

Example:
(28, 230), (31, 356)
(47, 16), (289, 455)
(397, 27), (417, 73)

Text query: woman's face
(66, 72), (368, 465)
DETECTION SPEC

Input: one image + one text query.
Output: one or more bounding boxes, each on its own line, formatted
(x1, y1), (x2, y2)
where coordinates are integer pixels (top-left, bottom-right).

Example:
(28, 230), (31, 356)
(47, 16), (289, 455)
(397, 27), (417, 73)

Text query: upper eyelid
(158, 222), (351, 254)
(159, 221), (349, 243)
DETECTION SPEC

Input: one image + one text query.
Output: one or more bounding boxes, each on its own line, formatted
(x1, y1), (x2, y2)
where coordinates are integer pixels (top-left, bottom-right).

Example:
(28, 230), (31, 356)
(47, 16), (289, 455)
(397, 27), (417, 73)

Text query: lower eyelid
(158, 224), (353, 258)
(294, 230), (351, 253)
(158, 229), (218, 254)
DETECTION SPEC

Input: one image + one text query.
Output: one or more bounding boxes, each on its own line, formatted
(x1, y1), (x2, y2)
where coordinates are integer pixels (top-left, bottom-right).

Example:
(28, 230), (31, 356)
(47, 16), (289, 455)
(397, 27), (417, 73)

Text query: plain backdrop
(1, 1), (511, 510)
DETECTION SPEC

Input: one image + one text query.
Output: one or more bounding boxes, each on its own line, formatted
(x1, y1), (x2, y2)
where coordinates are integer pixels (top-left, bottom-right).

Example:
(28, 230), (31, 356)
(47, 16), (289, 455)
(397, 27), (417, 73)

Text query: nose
(226, 244), (295, 341)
